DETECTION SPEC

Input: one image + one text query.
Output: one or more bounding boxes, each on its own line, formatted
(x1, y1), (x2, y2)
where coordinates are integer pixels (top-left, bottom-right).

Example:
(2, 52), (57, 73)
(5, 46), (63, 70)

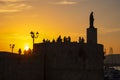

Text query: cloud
(0, 0), (32, 13)
(51, 0), (78, 5)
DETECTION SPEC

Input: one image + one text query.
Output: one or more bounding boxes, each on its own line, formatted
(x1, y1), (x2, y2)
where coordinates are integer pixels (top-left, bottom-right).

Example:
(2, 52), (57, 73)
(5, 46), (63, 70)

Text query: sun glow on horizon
(24, 45), (29, 51)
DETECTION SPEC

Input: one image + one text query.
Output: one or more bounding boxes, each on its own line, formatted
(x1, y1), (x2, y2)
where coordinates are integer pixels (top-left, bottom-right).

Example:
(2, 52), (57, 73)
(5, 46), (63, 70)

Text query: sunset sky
(0, 0), (120, 54)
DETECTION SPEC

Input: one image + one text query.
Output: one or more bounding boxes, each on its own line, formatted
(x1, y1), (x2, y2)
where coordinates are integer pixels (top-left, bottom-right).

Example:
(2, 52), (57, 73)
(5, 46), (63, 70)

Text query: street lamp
(30, 31), (39, 53)
(9, 44), (15, 53)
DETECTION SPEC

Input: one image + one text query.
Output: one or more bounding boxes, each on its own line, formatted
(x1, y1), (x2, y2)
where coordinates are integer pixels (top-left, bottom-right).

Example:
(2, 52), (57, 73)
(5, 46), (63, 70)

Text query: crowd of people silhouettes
(42, 35), (85, 43)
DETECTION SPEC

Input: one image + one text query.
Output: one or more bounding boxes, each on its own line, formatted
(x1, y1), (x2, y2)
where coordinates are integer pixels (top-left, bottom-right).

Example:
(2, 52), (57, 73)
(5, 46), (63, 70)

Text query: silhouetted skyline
(0, 0), (120, 54)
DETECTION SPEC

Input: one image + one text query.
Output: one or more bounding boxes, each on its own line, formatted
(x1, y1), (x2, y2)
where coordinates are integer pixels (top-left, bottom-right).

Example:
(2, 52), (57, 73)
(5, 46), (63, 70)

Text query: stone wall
(34, 43), (104, 80)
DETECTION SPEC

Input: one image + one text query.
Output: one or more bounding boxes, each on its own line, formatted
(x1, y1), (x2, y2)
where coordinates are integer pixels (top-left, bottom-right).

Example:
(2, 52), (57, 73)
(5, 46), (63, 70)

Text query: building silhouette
(0, 12), (104, 80)
(34, 12), (104, 80)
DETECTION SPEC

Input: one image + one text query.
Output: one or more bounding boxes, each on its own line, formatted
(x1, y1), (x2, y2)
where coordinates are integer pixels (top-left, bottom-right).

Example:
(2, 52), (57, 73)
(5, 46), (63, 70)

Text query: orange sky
(0, 0), (120, 54)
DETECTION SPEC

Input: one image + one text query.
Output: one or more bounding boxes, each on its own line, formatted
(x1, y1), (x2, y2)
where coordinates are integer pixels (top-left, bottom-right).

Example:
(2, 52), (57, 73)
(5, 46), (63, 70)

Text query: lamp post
(30, 31), (39, 53)
(9, 44), (15, 53)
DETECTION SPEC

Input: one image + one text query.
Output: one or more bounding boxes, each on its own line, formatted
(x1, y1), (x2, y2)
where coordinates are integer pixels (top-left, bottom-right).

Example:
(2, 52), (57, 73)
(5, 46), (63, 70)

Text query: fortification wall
(34, 43), (104, 80)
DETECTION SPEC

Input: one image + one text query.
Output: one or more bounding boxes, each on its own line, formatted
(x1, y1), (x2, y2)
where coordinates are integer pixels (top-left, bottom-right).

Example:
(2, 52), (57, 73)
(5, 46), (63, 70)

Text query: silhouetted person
(52, 39), (55, 43)
(63, 36), (67, 43)
(43, 39), (45, 43)
(68, 36), (71, 42)
(24, 50), (27, 55)
(79, 37), (82, 43)
(24, 48), (32, 55)
(18, 48), (22, 55)
(90, 12), (94, 28)
(57, 35), (62, 43)
(28, 48), (32, 55)
(81, 37), (85, 43)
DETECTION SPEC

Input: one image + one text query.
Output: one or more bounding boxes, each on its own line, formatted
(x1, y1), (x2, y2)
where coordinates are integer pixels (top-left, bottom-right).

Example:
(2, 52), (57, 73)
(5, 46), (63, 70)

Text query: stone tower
(87, 12), (97, 44)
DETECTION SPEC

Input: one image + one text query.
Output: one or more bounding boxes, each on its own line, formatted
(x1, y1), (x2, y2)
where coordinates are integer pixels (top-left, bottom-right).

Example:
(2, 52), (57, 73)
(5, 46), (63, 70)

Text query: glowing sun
(24, 45), (29, 51)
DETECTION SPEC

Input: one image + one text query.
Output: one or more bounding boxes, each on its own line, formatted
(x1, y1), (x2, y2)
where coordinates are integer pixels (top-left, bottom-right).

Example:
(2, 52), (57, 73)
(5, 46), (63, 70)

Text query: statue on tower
(90, 12), (94, 28)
